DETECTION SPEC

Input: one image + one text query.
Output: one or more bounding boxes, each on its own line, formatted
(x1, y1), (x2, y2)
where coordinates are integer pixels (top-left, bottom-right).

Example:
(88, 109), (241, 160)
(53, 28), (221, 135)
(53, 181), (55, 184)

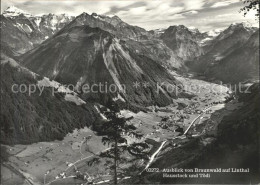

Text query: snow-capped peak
(229, 22), (257, 31)
(152, 28), (166, 35)
(206, 29), (223, 37)
(230, 22), (252, 28)
(3, 6), (32, 17)
(188, 27), (200, 33)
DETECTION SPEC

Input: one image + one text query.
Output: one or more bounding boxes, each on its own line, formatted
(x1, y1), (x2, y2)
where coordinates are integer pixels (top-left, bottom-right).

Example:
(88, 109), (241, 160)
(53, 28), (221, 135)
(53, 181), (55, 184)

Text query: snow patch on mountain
(92, 13), (106, 22)
(34, 17), (41, 27)
(199, 29), (224, 46)
(3, 6), (32, 17)
(207, 29), (223, 37)
(14, 23), (33, 33)
(153, 28), (166, 36)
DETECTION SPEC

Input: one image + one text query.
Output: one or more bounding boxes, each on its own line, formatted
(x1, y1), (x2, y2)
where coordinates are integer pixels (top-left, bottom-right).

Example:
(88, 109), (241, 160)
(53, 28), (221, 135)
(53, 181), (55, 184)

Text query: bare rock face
(205, 30), (259, 83)
(160, 25), (204, 61)
(189, 23), (259, 83)
(203, 23), (256, 58)
(1, 6), (74, 54)
(21, 25), (184, 107)
(61, 12), (150, 41)
(120, 39), (184, 70)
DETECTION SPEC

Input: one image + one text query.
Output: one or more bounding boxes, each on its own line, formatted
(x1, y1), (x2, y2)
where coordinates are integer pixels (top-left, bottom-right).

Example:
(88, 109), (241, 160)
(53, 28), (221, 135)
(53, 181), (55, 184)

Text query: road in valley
(140, 105), (215, 174)
(46, 104), (222, 184)
(183, 106), (212, 135)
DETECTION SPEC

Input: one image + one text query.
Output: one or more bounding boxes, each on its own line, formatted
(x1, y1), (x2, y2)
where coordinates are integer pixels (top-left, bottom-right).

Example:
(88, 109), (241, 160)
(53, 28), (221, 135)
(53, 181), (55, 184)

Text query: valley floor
(1, 74), (243, 185)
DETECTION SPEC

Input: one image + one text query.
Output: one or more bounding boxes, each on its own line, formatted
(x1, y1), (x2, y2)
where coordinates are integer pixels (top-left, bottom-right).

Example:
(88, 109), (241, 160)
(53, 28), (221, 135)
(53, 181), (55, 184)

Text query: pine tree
(88, 99), (149, 184)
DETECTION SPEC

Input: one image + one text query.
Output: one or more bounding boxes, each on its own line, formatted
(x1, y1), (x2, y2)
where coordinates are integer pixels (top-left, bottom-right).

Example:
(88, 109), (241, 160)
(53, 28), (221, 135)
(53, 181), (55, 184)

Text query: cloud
(182, 0), (206, 10)
(1, 0), (258, 31)
(180, 10), (199, 15)
(105, 2), (146, 15)
(211, 0), (239, 8)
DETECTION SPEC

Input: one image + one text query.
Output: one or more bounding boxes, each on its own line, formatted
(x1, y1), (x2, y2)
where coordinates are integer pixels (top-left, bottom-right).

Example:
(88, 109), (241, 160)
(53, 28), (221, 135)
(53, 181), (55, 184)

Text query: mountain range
(160, 25), (204, 61)
(0, 6), (259, 144)
(20, 25), (184, 107)
(1, 6), (74, 54)
(188, 23), (259, 83)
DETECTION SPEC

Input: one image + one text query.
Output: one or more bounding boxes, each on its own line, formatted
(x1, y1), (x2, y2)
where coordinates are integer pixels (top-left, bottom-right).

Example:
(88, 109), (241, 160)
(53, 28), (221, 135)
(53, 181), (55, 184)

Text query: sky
(1, 0), (259, 31)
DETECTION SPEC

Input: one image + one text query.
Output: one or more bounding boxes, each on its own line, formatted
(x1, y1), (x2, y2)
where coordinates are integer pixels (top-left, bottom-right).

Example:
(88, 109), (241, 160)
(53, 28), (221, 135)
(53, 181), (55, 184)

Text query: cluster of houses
(75, 170), (93, 183)
(157, 113), (189, 134)
(183, 101), (200, 114)
(56, 171), (66, 179)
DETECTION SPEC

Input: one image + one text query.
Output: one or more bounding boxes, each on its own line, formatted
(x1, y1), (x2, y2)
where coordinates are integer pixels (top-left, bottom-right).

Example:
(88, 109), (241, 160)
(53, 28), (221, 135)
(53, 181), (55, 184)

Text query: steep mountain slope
(61, 13), (187, 70)
(68, 14), (184, 70)
(59, 12), (149, 40)
(21, 25), (184, 107)
(0, 39), (19, 58)
(189, 23), (258, 74)
(35, 13), (74, 37)
(188, 28), (209, 43)
(204, 30), (259, 83)
(1, 14), (38, 54)
(0, 54), (97, 144)
(199, 28), (223, 47)
(120, 39), (184, 70)
(160, 25), (203, 61)
(204, 23), (256, 57)
(1, 6), (74, 54)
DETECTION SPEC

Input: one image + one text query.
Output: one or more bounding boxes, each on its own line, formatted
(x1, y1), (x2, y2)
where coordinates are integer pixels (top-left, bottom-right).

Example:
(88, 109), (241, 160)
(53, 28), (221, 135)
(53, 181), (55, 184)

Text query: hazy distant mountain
(188, 23), (259, 83)
(0, 54), (97, 144)
(1, 6), (74, 54)
(1, 14), (38, 54)
(21, 25), (185, 107)
(3, 6), (32, 17)
(204, 29), (259, 83)
(204, 23), (257, 55)
(199, 28), (223, 46)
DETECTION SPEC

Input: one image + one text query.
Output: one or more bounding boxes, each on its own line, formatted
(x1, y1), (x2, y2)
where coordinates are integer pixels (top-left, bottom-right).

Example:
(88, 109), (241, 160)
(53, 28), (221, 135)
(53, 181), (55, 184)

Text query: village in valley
(3, 74), (243, 184)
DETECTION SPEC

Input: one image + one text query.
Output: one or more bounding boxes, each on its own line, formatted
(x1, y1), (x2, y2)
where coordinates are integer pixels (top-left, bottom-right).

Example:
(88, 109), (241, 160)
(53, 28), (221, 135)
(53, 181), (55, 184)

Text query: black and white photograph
(0, 0), (259, 184)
